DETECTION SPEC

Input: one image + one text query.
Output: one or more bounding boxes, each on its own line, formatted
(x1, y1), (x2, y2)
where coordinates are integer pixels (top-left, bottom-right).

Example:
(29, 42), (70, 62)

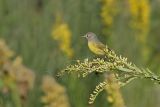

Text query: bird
(82, 32), (109, 55)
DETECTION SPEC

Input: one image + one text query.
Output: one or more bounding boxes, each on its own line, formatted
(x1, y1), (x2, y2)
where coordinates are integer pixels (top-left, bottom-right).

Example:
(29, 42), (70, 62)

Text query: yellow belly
(88, 42), (105, 55)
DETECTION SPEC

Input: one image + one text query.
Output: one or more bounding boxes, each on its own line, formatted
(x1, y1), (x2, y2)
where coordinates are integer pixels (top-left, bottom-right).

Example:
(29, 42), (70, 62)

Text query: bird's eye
(85, 34), (88, 38)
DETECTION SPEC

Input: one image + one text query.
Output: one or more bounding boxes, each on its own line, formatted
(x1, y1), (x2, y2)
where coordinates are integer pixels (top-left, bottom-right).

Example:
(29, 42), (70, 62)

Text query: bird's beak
(81, 35), (86, 38)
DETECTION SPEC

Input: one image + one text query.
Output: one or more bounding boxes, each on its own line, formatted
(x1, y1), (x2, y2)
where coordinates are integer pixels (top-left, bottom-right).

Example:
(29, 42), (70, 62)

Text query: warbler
(82, 32), (109, 55)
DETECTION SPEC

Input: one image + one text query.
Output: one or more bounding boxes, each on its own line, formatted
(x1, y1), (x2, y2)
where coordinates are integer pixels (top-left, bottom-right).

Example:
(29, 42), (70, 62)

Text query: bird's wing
(94, 42), (106, 50)
(94, 41), (111, 52)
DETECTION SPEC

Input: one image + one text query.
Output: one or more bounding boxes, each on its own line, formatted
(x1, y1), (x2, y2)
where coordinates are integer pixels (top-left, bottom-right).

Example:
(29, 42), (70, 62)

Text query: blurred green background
(0, 0), (160, 107)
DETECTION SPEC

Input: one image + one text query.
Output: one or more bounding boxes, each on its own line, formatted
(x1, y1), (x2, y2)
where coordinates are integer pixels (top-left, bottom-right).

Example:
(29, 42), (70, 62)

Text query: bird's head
(82, 32), (97, 41)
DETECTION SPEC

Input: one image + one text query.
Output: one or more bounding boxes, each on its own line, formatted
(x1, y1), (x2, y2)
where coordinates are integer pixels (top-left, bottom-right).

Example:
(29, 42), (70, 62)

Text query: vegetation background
(0, 0), (160, 107)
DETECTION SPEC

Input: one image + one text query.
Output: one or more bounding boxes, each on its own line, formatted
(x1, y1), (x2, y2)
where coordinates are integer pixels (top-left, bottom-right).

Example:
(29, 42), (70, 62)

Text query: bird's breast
(88, 42), (105, 55)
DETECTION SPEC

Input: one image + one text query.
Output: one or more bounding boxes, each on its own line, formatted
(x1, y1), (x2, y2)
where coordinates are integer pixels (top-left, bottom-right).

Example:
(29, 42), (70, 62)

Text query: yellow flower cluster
(129, 0), (150, 61)
(41, 75), (70, 107)
(0, 39), (13, 64)
(104, 74), (125, 107)
(129, 0), (150, 42)
(52, 15), (74, 58)
(11, 57), (35, 100)
(101, 0), (117, 34)
(0, 39), (35, 104)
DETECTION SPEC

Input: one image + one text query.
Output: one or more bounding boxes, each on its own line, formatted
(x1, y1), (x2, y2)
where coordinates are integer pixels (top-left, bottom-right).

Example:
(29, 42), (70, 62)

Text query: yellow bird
(83, 32), (109, 55)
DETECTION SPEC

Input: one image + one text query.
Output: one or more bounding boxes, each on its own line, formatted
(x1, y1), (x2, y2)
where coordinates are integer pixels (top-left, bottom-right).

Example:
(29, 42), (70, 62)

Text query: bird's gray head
(83, 32), (98, 41)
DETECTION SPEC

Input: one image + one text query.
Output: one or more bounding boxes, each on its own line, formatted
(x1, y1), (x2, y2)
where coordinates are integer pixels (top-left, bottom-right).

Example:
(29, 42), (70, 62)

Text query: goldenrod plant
(52, 14), (74, 58)
(0, 39), (14, 63)
(58, 47), (160, 104)
(41, 75), (70, 107)
(101, 0), (118, 35)
(10, 57), (35, 103)
(129, 0), (150, 37)
(88, 74), (125, 106)
(0, 39), (35, 107)
(104, 74), (125, 107)
(128, 0), (151, 61)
